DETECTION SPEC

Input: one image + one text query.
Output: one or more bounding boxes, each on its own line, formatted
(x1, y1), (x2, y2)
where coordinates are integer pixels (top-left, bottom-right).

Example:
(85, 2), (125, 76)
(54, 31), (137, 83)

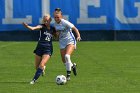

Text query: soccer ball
(56, 75), (67, 85)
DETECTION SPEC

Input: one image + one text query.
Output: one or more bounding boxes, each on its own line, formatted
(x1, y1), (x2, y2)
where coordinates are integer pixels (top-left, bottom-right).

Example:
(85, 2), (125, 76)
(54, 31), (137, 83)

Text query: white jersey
(54, 19), (76, 49)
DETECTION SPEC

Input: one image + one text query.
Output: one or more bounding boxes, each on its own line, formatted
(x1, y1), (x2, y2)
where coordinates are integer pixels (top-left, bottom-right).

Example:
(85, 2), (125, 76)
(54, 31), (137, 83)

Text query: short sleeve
(38, 24), (43, 30)
(61, 19), (74, 28)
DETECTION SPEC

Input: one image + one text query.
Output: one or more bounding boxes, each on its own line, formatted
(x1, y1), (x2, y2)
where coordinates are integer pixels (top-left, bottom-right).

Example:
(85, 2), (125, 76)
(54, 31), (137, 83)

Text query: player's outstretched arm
(72, 27), (81, 41)
(22, 22), (42, 31)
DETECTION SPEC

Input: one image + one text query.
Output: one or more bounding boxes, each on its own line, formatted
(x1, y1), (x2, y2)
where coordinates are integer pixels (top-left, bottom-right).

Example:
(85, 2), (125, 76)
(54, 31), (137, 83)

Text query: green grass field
(0, 41), (140, 93)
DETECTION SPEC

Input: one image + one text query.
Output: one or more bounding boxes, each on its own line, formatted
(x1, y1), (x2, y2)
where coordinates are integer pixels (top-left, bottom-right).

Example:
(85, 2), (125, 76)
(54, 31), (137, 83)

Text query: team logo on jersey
(44, 31), (52, 37)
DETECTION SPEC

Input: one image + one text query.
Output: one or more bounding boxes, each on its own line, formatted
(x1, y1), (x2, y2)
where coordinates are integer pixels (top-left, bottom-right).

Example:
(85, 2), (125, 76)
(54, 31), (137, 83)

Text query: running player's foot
(72, 63), (77, 76)
(66, 75), (71, 81)
(66, 71), (71, 81)
(30, 79), (35, 84)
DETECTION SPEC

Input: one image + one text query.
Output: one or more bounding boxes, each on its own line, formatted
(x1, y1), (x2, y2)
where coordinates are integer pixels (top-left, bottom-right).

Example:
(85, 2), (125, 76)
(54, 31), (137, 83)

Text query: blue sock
(32, 68), (43, 81)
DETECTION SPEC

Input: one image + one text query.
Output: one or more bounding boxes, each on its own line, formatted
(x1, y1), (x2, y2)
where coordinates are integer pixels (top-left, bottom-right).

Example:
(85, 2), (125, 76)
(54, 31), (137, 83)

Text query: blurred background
(0, 0), (140, 41)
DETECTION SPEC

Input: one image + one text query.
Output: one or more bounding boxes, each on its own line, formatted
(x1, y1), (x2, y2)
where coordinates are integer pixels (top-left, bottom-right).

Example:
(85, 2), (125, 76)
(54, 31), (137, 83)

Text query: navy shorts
(33, 46), (53, 57)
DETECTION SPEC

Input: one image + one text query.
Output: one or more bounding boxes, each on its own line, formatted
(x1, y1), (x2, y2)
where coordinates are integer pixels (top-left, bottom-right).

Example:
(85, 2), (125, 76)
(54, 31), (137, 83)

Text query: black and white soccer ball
(56, 75), (67, 85)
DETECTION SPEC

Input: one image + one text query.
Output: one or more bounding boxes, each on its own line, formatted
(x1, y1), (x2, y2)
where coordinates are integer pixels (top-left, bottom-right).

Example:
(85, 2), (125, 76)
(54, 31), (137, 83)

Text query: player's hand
(77, 36), (81, 41)
(22, 22), (28, 28)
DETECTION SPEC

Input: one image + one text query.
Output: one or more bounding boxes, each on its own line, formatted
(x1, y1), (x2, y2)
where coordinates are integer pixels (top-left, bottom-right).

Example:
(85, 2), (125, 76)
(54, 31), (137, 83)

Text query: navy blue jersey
(34, 24), (56, 56)
(38, 24), (55, 46)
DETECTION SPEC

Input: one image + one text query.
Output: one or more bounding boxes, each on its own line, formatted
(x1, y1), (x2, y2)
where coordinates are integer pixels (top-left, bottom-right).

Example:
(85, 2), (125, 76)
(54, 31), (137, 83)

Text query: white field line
(0, 42), (23, 48)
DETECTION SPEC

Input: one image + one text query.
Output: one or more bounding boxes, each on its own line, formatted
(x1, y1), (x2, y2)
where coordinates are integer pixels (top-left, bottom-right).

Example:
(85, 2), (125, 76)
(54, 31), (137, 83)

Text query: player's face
(54, 13), (62, 23)
(43, 16), (51, 24)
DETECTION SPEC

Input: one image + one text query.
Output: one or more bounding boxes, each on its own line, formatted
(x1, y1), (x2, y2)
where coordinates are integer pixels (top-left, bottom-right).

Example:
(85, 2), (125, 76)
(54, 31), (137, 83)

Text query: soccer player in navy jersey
(53, 8), (81, 80)
(23, 14), (56, 84)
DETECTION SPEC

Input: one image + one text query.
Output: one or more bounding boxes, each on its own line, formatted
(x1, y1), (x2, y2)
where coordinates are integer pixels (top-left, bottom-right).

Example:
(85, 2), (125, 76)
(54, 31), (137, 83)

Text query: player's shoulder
(61, 19), (69, 23)
(39, 24), (45, 28)
(61, 19), (74, 27)
(61, 19), (70, 25)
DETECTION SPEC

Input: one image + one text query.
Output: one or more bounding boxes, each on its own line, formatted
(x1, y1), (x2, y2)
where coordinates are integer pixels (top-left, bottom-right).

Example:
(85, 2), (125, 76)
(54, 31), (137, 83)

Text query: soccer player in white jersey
(53, 8), (81, 80)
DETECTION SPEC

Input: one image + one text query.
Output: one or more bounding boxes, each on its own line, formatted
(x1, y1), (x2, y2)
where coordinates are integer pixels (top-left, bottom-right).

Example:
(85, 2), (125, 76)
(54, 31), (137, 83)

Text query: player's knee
(65, 54), (70, 62)
(39, 63), (45, 69)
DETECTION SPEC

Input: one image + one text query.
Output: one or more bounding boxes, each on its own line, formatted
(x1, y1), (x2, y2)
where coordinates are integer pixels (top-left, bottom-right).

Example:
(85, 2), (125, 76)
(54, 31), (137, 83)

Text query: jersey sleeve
(38, 24), (43, 28)
(61, 19), (74, 29)
(39, 24), (44, 31)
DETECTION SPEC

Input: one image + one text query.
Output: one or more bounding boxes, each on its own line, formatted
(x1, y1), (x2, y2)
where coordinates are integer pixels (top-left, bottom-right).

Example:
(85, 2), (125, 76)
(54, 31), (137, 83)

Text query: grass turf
(0, 41), (140, 93)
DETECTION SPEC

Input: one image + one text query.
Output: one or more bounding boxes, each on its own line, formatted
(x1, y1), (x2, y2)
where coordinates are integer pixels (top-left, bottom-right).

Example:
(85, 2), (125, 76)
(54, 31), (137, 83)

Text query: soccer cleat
(72, 63), (77, 76)
(30, 79), (35, 84)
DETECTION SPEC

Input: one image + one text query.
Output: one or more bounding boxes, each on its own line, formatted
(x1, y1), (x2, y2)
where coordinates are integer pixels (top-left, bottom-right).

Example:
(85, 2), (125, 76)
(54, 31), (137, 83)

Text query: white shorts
(59, 39), (76, 49)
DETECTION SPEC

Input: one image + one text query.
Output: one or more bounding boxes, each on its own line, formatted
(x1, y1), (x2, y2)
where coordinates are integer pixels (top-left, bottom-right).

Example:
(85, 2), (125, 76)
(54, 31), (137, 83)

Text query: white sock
(71, 62), (73, 67)
(65, 54), (73, 71)
(64, 62), (73, 67)
(66, 62), (71, 71)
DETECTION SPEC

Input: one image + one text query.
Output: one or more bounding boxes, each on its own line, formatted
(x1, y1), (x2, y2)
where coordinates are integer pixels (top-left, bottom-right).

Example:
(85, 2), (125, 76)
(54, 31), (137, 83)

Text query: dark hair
(55, 8), (61, 12)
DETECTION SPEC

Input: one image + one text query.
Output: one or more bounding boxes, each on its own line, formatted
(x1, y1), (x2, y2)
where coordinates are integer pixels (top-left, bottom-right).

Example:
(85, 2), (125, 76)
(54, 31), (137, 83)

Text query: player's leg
(60, 49), (66, 63)
(35, 54), (42, 70)
(65, 44), (76, 80)
(30, 54), (50, 84)
(34, 54), (46, 76)
(39, 54), (50, 69)
(30, 54), (41, 84)
(60, 49), (71, 80)
(60, 49), (71, 78)
(65, 44), (77, 76)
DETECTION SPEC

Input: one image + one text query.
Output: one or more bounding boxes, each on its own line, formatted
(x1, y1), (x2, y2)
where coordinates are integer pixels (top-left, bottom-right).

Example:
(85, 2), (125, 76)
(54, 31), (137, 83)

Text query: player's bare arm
(72, 26), (81, 41)
(22, 22), (42, 30)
